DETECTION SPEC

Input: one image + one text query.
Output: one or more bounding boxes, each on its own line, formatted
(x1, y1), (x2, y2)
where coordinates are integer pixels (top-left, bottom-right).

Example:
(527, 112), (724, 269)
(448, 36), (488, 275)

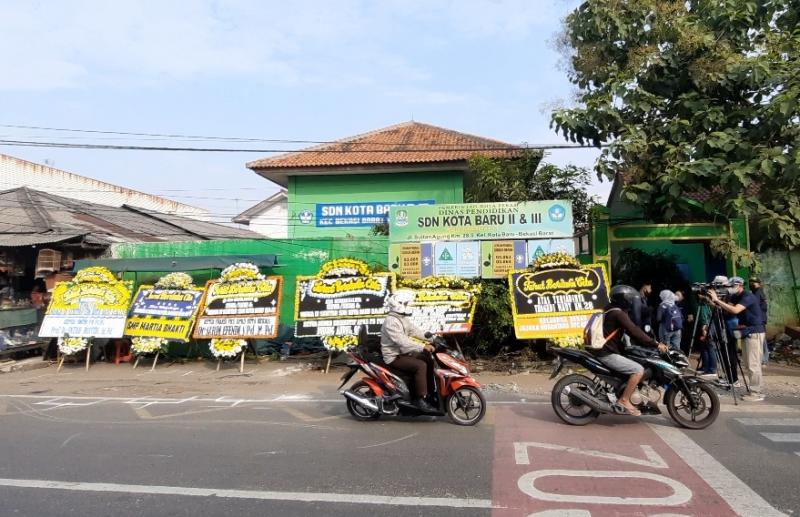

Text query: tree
(552, 0), (800, 249)
(466, 150), (598, 233)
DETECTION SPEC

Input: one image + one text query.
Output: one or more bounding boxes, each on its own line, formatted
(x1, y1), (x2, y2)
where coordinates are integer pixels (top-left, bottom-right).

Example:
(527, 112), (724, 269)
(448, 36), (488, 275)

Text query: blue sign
(316, 200), (434, 227)
(130, 288), (205, 319)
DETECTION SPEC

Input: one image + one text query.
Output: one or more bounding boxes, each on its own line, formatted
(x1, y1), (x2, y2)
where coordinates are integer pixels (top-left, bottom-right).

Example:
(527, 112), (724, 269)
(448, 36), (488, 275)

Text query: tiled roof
(247, 121), (521, 170)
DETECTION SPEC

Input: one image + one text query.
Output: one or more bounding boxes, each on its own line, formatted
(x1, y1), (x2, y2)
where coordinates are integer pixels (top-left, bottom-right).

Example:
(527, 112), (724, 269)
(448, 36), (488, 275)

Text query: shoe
(733, 381), (743, 388)
(414, 398), (439, 414)
(699, 372), (717, 379)
(742, 394), (765, 402)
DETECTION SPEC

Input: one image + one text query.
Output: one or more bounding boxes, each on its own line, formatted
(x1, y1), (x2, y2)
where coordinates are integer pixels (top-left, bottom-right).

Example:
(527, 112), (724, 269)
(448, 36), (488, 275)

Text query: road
(0, 390), (798, 516)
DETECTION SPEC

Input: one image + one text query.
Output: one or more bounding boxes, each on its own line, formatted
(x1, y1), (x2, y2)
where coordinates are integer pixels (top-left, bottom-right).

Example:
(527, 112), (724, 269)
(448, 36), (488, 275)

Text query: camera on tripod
(691, 281), (729, 301)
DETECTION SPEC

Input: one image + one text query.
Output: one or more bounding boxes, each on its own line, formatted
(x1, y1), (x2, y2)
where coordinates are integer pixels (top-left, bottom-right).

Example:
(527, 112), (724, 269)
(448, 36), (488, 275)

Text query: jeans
(660, 330), (682, 350)
(698, 341), (717, 374)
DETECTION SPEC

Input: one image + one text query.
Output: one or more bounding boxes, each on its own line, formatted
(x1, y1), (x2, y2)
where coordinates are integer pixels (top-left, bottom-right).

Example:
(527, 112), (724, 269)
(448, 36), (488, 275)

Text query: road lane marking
(648, 423), (787, 517)
(517, 469), (692, 506)
(735, 418), (800, 426)
(60, 432), (82, 448)
(760, 433), (800, 443)
(0, 478), (496, 509)
(514, 442), (667, 469)
(720, 404), (800, 413)
(357, 432), (418, 449)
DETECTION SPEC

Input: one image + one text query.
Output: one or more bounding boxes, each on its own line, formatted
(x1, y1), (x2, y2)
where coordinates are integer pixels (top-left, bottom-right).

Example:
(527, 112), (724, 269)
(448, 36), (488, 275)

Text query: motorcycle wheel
(446, 386), (486, 426)
(346, 381), (381, 421)
(551, 374), (600, 426)
(665, 382), (719, 430)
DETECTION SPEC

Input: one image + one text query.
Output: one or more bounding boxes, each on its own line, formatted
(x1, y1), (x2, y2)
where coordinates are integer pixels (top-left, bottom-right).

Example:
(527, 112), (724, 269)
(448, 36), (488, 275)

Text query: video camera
(691, 281), (729, 301)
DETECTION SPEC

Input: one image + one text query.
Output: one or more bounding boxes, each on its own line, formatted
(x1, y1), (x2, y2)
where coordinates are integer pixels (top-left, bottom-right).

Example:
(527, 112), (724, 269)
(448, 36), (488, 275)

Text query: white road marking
(720, 404), (800, 414)
(357, 432), (418, 449)
(514, 442), (667, 469)
(0, 478), (496, 508)
(735, 418), (800, 426)
(60, 432), (82, 448)
(760, 433), (800, 443)
(181, 371), (194, 376)
(649, 423), (787, 517)
(517, 469), (692, 506)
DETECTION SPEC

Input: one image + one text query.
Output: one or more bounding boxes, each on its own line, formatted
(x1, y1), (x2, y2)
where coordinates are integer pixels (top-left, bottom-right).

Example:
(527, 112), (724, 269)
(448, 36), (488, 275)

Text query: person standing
(656, 290), (683, 350)
(708, 277), (766, 402)
(630, 281), (653, 332)
(694, 300), (717, 377)
(749, 276), (769, 365)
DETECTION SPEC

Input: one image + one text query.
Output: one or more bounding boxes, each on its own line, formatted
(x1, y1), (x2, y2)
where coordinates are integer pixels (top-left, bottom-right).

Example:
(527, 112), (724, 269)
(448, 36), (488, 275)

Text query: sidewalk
(1, 355), (797, 401)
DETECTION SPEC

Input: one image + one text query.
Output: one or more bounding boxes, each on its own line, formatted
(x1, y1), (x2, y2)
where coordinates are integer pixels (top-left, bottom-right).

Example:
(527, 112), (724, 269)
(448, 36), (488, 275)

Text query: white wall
(0, 153), (209, 220)
(246, 199), (288, 238)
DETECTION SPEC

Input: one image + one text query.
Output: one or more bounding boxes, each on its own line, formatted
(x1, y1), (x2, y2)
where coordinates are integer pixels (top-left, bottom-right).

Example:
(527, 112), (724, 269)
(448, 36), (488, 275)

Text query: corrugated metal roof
(0, 187), (260, 247)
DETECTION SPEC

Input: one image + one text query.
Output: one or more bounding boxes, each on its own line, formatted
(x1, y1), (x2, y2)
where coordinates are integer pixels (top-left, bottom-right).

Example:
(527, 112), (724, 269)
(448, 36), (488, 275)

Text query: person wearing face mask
(708, 277), (766, 402)
(749, 276), (769, 365)
(630, 281), (653, 332)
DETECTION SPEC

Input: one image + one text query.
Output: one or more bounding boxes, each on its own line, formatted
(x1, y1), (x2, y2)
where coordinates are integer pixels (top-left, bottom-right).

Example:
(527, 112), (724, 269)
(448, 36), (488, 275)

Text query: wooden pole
(133, 355), (140, 369)
(216, 357), (222, 372)
(151, 351), (160, 372)
(239, 349), (245, 373)
(324, 350), (333, 374)
(57, 355), (65, 373)
(85, 344), (92, 371)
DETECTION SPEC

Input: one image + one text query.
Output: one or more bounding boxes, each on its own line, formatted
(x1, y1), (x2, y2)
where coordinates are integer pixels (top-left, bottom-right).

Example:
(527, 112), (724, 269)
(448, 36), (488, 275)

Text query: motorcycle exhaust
(568, 388), (616, 414)
(342, 390), (379, 412)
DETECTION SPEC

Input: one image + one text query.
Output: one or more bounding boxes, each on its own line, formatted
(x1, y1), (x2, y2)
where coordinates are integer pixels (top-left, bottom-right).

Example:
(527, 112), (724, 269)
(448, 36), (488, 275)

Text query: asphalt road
(0, 391), (798, 516)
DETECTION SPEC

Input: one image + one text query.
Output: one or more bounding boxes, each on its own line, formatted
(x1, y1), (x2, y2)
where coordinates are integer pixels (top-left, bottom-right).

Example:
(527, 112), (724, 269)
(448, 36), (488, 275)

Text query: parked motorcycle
(549, 345), (719, 429)
(339, 335), (486, 426)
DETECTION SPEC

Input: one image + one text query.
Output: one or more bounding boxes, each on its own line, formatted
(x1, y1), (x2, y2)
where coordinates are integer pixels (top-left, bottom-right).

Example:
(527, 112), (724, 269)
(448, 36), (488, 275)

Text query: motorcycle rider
(380, 289), (438, 413)
(594, 284), (669, 416)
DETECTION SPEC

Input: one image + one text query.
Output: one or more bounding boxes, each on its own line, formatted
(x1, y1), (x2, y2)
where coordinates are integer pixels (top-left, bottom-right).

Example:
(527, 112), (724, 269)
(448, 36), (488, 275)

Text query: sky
(0, 0), (607, 224)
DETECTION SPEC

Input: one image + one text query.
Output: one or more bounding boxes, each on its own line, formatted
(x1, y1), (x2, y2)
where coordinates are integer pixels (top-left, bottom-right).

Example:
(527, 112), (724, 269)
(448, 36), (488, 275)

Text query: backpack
(661, 304), (683, 332)
(583, 308), (622, 350)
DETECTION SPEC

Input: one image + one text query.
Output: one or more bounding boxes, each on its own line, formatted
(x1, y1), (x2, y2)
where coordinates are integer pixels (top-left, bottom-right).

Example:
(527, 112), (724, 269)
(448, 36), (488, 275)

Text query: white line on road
(735, 418), (800, 426)
(760, 433), (800, 443)
(60, 432), (82, 448)
(649, 423), (787, 517)
(0, 478), (496, 509)
(357, 432), (418, 449)
(720, 404), (800, 413)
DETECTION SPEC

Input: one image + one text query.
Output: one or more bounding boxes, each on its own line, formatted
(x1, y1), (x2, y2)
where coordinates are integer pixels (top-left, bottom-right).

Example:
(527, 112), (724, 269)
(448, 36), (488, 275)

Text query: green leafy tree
(552, 0), (800, 249)
(466, 150), (598, 233)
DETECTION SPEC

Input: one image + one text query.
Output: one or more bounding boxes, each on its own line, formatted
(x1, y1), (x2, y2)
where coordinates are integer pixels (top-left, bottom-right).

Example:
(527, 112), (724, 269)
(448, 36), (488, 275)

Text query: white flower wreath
(58, 337), (88, 355)
(219, 263), (264, 283)
(209, 338), (247, 358)
(131, 337), (166, 355)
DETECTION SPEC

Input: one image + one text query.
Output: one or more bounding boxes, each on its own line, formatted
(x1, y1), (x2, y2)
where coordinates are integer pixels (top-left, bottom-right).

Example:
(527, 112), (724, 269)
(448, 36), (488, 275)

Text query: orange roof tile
(246, 121), (521, 171)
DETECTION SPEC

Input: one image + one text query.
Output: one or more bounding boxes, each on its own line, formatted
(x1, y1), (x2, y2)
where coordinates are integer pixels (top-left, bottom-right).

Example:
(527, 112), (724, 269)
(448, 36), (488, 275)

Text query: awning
(71, 254), (279, 272)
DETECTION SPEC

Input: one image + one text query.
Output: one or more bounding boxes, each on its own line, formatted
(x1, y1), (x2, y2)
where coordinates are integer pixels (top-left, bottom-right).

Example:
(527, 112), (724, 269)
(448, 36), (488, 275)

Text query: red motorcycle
(339, 335), (486, 426)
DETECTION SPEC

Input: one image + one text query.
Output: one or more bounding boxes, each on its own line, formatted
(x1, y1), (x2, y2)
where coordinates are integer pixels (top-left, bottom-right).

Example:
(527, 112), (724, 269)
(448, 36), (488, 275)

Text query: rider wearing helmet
(380, 290), (438, 413)
(597, 284), (669, 416)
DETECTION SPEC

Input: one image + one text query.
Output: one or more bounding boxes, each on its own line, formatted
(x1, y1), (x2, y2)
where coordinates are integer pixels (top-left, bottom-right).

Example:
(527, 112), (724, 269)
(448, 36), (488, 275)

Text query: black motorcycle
(549, 345), (719, 429)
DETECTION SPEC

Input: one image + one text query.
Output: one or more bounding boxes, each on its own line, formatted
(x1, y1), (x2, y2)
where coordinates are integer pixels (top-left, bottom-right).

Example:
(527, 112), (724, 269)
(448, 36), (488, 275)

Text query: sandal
(620, 404), (641, 417)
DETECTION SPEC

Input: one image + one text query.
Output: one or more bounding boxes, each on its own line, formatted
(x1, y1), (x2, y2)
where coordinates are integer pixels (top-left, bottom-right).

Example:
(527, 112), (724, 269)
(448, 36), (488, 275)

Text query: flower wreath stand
(209, 339), (250, 373)
(131, 337), (167, 371)
(321, 335), (358, 374)
(56, 336), (93, 373)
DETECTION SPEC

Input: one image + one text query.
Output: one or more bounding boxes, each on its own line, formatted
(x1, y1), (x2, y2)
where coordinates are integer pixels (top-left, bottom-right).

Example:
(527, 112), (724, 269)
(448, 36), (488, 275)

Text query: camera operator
(708, 276), (766, 402)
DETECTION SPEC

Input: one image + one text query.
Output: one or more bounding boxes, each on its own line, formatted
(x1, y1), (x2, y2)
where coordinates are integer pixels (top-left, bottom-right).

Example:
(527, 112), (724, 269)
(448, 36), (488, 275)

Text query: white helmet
(386, 289), (415, 315)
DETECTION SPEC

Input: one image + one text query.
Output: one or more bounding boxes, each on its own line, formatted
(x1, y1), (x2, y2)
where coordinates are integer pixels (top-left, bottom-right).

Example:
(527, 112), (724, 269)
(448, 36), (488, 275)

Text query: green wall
(288, 171), (464, 238)
(610, 240), (707, 284)
(111, 238), (390, 334)
(756, 250), (800, 334)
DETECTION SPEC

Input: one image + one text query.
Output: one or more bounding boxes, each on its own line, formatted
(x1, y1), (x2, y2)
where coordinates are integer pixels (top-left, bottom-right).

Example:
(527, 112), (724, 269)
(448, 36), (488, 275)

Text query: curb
(0, 358), (51, 374)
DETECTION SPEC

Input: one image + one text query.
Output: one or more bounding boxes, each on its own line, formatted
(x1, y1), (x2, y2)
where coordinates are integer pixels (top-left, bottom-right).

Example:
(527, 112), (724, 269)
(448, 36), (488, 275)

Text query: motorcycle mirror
(424, 331), (433, 339)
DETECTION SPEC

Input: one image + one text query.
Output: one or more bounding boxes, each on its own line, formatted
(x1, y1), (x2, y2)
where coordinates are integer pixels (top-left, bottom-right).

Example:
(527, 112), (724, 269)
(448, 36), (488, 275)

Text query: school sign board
(125, 286), (205, 342)
(316, 200), (435, 227)
(509, 264), (610, 339)
(389, 201), (573, 243)
(193, 276), (283, 339)
(39, 267), (133, 338)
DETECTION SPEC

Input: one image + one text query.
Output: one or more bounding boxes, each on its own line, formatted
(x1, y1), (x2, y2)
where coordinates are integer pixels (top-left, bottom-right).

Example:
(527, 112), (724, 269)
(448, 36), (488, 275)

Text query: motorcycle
(339, 335), (486, 426)
(549, 345), (719, 429)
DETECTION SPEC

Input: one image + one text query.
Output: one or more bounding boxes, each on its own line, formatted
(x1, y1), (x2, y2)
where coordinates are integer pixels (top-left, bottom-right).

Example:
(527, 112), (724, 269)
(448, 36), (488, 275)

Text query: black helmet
(610, 284), (638, 309)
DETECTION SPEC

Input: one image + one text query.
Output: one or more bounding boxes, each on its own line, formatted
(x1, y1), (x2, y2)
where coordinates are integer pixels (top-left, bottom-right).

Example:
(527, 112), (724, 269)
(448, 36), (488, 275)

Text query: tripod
(687, 300), (750, 404)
